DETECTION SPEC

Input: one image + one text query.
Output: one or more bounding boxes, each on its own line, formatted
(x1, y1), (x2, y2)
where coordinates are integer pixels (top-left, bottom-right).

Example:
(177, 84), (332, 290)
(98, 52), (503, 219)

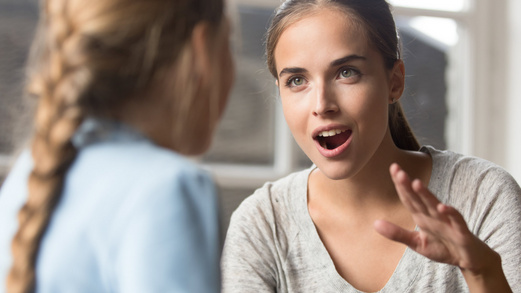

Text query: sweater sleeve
(221, 190), (281, 293)
(110, 166), (221, 293)
(472, 167), (521, 291)
(427, 147), (521, 291)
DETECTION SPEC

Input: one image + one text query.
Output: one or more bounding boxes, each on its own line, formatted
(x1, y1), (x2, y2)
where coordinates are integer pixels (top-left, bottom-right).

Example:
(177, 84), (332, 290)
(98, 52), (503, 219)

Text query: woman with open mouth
(221, 0), (521, 292)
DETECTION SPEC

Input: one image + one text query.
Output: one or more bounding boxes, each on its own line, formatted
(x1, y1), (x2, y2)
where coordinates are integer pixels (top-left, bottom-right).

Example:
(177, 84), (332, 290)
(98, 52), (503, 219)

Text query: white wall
(505, 0), (521, 183)
(468, 0), (521, 184)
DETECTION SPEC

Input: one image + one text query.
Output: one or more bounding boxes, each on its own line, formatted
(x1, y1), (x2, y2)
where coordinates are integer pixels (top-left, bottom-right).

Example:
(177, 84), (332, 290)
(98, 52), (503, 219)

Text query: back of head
(266, 0), (420, 151)
(7, 0), (225, 292)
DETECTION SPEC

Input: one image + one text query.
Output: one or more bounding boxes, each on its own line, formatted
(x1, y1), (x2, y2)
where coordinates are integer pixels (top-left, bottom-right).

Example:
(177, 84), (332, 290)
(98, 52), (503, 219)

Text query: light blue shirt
(0, 119), (221, 292)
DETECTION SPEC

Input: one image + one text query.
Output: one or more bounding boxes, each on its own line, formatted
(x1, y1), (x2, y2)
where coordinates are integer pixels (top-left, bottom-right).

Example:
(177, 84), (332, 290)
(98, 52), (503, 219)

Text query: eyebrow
(278, 67), (308, 78)
(330, 54), (367, 67)
(278, 54), (367, 78)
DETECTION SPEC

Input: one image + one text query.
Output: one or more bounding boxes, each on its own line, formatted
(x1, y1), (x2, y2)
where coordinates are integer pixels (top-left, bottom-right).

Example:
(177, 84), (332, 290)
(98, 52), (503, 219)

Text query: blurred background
(1, 0), (521, 234)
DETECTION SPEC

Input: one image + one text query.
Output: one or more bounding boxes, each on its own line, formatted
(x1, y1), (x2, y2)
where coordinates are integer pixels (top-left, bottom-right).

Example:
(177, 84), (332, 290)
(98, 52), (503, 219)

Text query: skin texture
(275, 10), (395, 181)
(274, 7), (511, 293)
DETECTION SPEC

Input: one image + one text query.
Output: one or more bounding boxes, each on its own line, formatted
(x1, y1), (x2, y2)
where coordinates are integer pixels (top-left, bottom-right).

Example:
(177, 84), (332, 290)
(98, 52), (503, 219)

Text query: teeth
(318, 129), (345, 137)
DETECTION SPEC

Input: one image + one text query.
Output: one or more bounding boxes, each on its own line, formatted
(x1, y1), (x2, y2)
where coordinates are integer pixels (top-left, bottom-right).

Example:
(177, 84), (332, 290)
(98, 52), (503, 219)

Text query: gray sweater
(221, 146), (521, 293)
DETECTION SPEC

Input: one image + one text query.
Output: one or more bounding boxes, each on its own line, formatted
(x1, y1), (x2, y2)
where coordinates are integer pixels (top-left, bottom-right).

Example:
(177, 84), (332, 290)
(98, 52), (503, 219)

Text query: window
(0, 0), (38, 184)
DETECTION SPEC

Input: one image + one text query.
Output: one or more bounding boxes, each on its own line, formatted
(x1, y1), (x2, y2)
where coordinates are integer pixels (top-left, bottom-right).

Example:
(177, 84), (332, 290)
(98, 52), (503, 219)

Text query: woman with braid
(221, 0), (521, 292)
(0, 0), (233, 292)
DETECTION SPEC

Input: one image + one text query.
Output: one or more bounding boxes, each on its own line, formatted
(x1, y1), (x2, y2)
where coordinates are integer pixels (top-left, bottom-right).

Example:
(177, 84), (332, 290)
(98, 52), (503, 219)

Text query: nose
(313, 82), (339, 116)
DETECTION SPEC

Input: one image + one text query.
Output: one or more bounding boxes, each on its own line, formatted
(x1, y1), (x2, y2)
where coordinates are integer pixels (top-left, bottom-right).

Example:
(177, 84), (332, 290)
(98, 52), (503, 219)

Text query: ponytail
(389, 102), (420, 151)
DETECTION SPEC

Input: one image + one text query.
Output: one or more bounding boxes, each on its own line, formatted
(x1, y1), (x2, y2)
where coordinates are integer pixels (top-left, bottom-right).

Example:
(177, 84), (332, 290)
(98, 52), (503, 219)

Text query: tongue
(323, 131), (350, 150)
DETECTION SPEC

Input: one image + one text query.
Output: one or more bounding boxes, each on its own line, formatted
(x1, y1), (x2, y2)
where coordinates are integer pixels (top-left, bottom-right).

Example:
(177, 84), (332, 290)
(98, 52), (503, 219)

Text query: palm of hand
(374, 163), (491, 273)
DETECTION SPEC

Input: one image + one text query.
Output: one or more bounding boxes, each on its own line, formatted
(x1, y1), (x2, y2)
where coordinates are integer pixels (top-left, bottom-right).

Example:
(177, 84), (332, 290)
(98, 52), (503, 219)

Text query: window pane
(203, 5), (276, 165)
(389, 0), (466, 12)
(408, 17), (459, 46)
(397, 16), (462, 150)
(0, 1), (37, 156)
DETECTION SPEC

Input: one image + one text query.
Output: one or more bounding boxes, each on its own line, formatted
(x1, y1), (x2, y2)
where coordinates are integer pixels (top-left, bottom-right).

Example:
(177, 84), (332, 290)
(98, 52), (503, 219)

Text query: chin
(314, 160), (359, 181)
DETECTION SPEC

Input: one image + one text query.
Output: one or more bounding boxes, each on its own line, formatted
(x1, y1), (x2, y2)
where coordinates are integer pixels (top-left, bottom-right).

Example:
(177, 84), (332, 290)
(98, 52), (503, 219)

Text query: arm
(374, 163), (514, 293)
(113, 169), (221, 293)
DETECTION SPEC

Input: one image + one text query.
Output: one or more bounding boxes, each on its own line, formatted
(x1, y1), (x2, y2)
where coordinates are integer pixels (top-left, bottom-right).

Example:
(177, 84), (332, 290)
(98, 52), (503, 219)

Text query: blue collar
(71, 118), (147, 148)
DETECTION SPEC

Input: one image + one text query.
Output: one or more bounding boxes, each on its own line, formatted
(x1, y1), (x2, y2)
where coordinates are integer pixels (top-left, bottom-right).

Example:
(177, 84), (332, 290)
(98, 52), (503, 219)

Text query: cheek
(223, 44), (234, 87)
(282, 102), (298, 134)
(354, 88), (390, 140)
(281, 97), (312, 151)
(219, 59), (233, 117)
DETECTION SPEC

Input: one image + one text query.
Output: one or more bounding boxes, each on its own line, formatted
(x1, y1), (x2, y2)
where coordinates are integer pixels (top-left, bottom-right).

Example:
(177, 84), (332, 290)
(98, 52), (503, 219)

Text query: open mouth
(315, 129), (352, 150)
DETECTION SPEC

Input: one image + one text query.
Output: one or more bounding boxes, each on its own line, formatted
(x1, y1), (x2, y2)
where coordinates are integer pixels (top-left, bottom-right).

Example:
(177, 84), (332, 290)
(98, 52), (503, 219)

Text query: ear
(389, 60), (405, 103)
(191, 21), (212, 86)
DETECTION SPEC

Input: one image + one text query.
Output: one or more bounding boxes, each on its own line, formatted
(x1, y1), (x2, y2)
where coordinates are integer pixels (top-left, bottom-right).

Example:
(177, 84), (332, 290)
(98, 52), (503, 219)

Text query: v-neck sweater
(221, 146), (521, 293)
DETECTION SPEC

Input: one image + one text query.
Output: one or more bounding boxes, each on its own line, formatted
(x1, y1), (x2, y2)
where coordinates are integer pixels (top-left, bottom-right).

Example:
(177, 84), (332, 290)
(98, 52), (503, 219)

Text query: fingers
(390, 163), (440, 218)
(374, 219), (417, 247)
(412, 177), (441, 217)
(438, 203), (470, 235)
(390, 163), (428, 214)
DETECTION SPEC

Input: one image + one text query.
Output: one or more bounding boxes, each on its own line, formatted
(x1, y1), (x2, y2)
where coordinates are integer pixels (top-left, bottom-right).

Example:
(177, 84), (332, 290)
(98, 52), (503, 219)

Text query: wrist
(460, 250), (512, 293)
(461, 247), (501, 276)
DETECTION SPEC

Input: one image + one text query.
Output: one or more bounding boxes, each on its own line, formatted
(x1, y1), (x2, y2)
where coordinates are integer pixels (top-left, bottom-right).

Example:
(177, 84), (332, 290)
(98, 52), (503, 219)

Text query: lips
(317, 130), (350, 149)
(313, 126), (352, 158)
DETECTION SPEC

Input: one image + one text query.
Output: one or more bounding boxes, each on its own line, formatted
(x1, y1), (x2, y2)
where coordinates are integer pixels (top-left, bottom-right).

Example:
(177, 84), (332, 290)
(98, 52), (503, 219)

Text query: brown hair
(266, 0), (420, 151)
(7, 0), (225, 292)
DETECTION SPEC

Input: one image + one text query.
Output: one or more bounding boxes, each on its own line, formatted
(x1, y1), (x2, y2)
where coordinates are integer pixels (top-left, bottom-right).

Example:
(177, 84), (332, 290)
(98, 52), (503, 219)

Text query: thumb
(374, 219), (417, 247)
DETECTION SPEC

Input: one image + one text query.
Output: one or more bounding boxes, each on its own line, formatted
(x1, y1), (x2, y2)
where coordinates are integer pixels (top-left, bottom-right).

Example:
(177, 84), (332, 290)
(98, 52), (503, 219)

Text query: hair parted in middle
(266, 0), (420, 151)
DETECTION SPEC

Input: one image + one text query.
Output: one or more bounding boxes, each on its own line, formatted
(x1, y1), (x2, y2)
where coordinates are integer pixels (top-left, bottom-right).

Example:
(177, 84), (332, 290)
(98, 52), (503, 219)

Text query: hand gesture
(374, 164), (511, 292)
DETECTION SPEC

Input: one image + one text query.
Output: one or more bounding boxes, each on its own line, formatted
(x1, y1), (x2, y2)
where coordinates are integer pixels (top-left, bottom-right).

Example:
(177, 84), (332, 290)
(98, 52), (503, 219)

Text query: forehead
(274, 8), (376, 71)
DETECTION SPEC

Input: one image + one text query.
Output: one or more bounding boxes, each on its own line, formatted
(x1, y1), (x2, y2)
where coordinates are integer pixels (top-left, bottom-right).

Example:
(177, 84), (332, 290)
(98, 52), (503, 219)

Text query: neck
(308, 132), (431, 213)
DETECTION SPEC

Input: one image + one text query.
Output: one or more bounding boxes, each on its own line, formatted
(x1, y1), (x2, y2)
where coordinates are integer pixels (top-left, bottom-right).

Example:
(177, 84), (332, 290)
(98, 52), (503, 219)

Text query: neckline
(72, 117), (148, 148)
(293, 147), (439, 292)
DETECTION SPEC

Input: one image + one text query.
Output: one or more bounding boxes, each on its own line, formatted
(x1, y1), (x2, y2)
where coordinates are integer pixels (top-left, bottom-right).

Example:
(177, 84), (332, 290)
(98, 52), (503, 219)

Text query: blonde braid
(7, 1), (91, 291)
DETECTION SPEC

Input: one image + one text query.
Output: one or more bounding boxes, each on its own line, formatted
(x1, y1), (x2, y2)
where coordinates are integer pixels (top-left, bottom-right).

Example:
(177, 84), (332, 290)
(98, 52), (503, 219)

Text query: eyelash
(285, 76), (306, 88)
(337, 67), (361, 80)
(284, 67), (362, 88)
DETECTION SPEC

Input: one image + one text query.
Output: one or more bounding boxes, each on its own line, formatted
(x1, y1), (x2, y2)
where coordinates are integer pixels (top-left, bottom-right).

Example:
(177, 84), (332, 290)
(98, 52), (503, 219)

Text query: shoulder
(423, 146), (521, 233)
(0, 150), (32, 286)
(231, 166), (312, 227)
(224, 166), (312, 260)
(77, 139), (215, 192)
(0, 150), (32, 203)
(222, 167), (313, 290)
(423, 146), (520, 195)
(66, 140), (219, 238)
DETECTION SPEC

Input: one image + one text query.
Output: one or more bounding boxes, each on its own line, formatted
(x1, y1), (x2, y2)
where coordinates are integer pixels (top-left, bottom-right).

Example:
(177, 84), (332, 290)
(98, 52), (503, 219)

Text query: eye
(336, 67), (362, 83)
(339, 68), (359, 79)
(286, 76), (306, 88)
(340, 69), (354, 78)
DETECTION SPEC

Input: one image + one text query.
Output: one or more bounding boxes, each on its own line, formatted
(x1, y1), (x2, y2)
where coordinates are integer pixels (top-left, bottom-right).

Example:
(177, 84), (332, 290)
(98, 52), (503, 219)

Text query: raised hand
(374, 163), (511, 292)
